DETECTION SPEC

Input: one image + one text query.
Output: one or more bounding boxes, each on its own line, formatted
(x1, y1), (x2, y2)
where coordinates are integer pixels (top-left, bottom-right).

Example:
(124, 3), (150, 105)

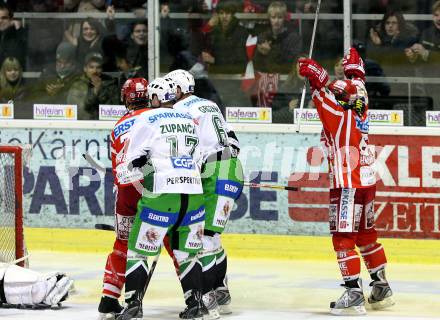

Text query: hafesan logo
(391, 112), (400, 123)
(2, 105), (10, 117)
(0, 103), (13, 118)
(66, 106), (74, 118)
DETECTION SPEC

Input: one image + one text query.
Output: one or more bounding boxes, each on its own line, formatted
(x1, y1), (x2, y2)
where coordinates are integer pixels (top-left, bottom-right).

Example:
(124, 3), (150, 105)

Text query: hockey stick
(82, 152), (106, 173)
(4, 254), (31, 266)
(141, 252), (160, 299)
(244, 182), (298, 191)
(84, 152), (298, 192)
(296, 0), (322, 133)
(94, 223), (160, 299)
(95, 223), (115, 231)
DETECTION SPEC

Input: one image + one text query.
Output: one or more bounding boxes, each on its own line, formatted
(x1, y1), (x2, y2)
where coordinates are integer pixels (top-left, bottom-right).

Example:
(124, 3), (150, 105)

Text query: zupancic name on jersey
(160, 123), (195, 134)
(148, 112), (192, 123)
(166, 176), (201, 185)
(148, 212), (169, 223)
(198, 105), (221, 113)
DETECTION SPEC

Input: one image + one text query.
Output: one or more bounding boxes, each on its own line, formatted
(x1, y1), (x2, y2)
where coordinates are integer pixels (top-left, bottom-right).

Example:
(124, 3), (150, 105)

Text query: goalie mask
(147, 77), (177, 106)
(121, 77), (149, 107)
(166, 69), (195, 95)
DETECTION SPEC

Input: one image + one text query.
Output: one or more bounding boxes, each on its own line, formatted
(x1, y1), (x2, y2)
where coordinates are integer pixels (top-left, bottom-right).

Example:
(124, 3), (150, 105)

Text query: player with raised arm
(98, 77), (150, 319)
(298, 48), (394, 316)
(116, 77), (208, 320)
(167, 69), (244, 319)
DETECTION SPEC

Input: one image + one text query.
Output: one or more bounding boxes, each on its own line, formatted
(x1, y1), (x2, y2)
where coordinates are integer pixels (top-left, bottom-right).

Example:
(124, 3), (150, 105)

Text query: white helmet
(166, 69), (195, 94)
(147, 77), (177, 104)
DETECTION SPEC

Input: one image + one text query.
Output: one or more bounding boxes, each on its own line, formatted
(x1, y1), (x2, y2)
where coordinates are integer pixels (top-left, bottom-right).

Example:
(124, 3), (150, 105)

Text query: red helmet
(121, 77), (149, 105)
(328, 79), (358, 104)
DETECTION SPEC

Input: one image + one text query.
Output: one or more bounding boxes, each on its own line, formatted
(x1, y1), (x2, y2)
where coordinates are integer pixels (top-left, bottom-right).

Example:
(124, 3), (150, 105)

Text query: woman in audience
(65, 18), (105, 66)
(0, 56), (32, 118)
(0, 57), (25, 103)
(368, 11), (418, 76)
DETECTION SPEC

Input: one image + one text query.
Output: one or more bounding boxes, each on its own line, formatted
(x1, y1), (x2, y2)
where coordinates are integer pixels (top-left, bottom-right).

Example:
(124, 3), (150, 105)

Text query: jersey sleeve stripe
(334, 112), (345, 188)
(345, 110), (353, 188)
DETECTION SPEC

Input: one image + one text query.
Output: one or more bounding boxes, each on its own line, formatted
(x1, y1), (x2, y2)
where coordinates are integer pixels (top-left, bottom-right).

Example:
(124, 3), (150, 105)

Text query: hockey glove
(227, 130), (240, 157)
(352, 97), (367, 117)
(342, 47), (365, 80)
(1, 265), (74, 308)
(298, 58), (329, 91)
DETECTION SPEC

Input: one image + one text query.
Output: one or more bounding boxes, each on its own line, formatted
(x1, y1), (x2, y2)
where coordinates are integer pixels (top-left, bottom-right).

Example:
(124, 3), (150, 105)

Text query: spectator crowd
(0, 0), (439, 122)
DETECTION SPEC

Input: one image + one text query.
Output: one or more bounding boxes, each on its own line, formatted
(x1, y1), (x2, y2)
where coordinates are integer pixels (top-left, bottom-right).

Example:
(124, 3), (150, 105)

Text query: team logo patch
(180, 206), (206, 227)
(222, 201), (231, 217)
(355, 116), (369, 133)
(140, 208), (178, 227)
(215, 180), (243, 199)
(212, 196), (233, 229)
(171, 156), (195, 169)
(144, 228), (160, 243)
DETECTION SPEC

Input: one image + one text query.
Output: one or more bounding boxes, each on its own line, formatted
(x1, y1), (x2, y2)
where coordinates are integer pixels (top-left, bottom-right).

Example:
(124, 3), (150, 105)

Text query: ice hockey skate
(98, 296), (123, 320)
(330, 279), (367, 316)
(115, 299), (143, 320)
(202, 290), (220, 320)
(179, 290), (209, 320)
(368, 269), (395, 310)
(215, 287), (232, 315)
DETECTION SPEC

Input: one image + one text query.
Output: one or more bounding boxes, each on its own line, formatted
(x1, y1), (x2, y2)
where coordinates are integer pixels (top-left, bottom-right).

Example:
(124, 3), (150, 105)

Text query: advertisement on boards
(0, 127), (438, 239)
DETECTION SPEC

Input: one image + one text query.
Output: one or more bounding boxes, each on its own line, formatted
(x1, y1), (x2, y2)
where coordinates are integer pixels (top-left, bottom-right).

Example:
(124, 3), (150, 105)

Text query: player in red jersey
(299, 48), (394, 316)
(98, 77), (151, 319)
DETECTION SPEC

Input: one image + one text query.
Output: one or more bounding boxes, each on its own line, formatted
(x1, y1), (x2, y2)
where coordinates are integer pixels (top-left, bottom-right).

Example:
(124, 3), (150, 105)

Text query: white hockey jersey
(125, 108), (203, 194)
(173, 95), (231, 159)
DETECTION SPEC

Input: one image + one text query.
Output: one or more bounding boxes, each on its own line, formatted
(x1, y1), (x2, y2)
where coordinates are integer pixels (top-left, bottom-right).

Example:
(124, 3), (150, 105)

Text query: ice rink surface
(2, 250), (439, 320)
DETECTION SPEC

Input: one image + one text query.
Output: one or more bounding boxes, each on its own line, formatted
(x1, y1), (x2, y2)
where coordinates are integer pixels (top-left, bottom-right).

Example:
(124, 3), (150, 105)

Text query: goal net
(0, 146), (24, 266)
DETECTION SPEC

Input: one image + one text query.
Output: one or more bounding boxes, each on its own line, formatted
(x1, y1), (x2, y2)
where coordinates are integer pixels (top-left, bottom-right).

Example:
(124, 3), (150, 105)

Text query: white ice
(1, 251), (439, 319)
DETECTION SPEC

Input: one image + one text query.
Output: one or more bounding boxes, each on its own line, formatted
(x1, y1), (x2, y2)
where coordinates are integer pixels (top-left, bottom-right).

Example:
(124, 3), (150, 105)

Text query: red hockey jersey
(313, 80), (375, 189)
(110, 108), (150, 186)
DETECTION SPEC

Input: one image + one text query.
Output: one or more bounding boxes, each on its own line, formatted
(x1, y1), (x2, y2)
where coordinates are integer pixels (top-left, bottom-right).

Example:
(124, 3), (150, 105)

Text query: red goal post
(0, 145), (24, 267)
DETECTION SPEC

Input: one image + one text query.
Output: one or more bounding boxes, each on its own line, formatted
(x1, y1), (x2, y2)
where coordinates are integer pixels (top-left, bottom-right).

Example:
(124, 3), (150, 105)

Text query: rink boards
(25, 227), (440, 265)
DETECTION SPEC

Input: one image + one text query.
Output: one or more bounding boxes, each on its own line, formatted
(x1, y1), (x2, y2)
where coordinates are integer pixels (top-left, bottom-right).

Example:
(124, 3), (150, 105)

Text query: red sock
(360, 243), (387, 273)
(337, 249), (361, 281)
(103, 239), (127, 298)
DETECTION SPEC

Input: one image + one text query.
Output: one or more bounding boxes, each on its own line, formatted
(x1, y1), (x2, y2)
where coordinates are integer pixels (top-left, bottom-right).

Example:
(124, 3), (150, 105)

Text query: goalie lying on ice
(0, 263), (74, 308)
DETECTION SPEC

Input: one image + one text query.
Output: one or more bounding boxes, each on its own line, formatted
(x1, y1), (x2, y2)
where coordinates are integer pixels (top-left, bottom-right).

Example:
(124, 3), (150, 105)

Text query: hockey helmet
(166, 69), (195, 94)
(328, 79), (358, 104)
(147, 77), (177, 105)
(121, 77), (149, 105)
(329, 79), (368, 117)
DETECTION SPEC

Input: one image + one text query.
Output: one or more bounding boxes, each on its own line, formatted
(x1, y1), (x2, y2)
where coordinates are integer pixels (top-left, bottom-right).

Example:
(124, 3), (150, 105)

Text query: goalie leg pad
(0, 265), (73, 307)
